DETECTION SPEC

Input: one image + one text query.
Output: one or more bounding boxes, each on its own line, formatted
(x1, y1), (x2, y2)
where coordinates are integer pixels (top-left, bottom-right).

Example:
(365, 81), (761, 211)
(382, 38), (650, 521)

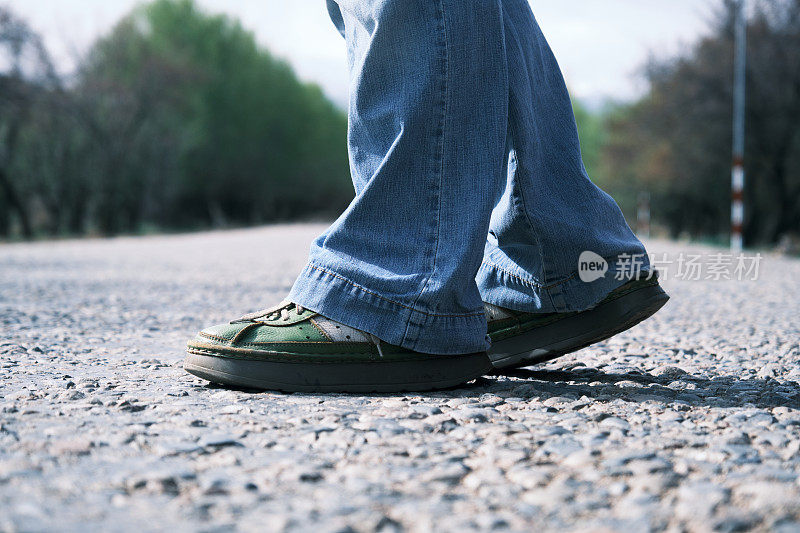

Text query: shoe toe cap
(189, 322), (251, 347)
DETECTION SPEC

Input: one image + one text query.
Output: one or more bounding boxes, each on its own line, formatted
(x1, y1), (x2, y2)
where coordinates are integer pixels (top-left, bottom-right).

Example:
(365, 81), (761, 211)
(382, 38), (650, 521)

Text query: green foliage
(572, 99), (605, 184)
(4, 0), (798, 246)
(600, 0), (800, 244)
(0, 0), (351, 238)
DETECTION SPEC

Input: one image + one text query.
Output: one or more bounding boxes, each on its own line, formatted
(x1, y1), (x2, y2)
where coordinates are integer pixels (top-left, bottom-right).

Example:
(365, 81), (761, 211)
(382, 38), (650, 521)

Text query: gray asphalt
(1, 224), (799, 532)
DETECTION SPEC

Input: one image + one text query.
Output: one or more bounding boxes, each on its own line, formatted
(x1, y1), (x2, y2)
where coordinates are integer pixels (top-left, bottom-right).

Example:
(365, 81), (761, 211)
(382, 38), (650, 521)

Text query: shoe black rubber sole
(488, 281), (669, 370)
(184, 350), (493, 393)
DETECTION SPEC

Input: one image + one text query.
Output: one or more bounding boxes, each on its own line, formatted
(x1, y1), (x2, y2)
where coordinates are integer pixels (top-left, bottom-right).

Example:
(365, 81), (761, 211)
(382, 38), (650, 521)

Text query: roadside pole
(731, 0), (746, 252)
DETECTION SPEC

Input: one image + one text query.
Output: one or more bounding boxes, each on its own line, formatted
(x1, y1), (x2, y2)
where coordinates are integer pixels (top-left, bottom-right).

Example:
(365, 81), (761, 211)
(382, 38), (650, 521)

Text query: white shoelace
(238, 301), (303, 322)
(369, 333), (385, 358)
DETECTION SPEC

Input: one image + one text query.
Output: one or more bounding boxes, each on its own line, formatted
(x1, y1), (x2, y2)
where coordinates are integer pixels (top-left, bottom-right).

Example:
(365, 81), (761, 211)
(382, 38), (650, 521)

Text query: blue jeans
(289, 0), (648, 355)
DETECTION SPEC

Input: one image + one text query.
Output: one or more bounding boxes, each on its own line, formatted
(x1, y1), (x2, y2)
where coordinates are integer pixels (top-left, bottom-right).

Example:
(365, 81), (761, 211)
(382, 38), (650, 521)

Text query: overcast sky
(4, 0), (717, 108)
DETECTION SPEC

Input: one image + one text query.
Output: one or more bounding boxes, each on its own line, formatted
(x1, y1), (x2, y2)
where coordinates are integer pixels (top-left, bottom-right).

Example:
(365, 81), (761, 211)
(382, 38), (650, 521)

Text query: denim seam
(506, 135), (562, 309)
(401, 0), (450, 346)
(482, 249), (642, 293)
(305, 263), (484, 318)
(480, 259), (577, 290)
(506, 129), (549, 288)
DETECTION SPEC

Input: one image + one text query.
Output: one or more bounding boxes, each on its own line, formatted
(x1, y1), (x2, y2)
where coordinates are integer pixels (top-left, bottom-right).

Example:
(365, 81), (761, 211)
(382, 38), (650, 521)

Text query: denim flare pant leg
(288, 0), (648, 355)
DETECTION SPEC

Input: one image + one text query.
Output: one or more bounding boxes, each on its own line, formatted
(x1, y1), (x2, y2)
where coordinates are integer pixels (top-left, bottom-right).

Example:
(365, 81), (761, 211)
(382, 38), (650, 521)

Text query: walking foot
(185, 302), (492, 392)
(486, 274), (669, 370)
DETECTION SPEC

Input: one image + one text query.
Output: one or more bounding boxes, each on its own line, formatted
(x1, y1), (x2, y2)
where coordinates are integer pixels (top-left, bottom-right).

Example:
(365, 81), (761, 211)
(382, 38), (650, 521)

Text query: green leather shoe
(185, 302), (492, 393)
(486, 274), (669, 370)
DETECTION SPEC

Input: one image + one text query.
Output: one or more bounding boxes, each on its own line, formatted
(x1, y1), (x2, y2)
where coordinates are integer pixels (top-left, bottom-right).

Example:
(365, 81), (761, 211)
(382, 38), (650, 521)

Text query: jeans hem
(477, 258), (644, 314)
(288, 262), (490, 355)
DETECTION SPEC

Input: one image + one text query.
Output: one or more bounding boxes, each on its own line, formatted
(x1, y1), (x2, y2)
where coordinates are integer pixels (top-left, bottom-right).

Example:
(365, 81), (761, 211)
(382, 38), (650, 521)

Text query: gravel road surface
(2, 224), (799, 532)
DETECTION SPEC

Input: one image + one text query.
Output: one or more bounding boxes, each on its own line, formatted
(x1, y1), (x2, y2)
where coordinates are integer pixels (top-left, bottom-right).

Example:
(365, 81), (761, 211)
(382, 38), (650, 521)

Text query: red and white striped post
(731, 159), (744, 252)
(731, 0), (746, 252)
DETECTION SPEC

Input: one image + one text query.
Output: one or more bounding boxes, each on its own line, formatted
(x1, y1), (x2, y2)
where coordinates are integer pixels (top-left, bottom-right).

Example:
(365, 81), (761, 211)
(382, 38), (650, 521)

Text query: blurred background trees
(0, 0), (798, 246)
(595, 0), (800, 245)
(0, 0), (350, 238)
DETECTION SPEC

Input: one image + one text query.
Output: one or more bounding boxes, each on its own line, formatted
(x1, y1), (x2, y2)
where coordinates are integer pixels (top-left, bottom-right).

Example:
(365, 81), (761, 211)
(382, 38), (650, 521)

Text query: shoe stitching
(307, 316), (332, 341)
(231, 322), (261, 344)
(187, 345), (465, 362)
(198, 331), (231, 343)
